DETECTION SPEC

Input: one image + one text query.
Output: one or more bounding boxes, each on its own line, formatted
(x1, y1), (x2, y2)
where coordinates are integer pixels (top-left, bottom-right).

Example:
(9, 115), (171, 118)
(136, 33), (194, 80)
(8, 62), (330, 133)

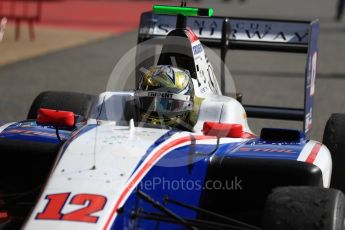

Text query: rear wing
(137, 12), (319, 134)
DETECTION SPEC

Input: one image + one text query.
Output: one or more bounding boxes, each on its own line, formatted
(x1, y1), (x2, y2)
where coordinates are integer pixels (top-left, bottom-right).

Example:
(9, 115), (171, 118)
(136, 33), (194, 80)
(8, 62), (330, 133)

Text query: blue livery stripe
(0, 121), (72, 144)
(217, 138), (306, 160)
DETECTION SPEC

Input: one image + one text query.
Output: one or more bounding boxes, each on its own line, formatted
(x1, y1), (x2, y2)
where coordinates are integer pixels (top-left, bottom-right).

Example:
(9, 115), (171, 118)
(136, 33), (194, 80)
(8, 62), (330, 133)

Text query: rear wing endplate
(137, 13), (319, 134)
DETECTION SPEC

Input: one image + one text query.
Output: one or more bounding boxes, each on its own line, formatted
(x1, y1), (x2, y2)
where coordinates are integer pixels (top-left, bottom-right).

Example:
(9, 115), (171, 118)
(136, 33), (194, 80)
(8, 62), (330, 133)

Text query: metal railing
(0, 0), (42, 40)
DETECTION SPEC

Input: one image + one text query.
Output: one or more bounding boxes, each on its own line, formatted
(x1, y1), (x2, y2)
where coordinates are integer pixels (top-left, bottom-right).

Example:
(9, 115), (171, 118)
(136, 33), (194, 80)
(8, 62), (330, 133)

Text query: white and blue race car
(1, 3), (345, 230)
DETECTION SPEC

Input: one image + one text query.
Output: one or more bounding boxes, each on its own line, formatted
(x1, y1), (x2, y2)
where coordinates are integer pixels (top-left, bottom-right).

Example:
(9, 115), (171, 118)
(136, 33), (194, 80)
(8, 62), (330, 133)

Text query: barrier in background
(0, 0), (42, 41)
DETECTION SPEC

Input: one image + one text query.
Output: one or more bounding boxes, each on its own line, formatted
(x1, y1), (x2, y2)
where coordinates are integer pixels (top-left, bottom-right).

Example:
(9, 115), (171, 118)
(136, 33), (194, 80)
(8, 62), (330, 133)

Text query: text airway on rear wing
(138, 13), (313, 52)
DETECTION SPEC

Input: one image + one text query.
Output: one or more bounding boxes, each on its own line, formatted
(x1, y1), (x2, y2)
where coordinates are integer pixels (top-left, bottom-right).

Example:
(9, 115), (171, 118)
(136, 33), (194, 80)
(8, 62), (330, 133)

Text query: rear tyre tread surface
(323, 113), (345, 193)
(263, 186), (345, 230)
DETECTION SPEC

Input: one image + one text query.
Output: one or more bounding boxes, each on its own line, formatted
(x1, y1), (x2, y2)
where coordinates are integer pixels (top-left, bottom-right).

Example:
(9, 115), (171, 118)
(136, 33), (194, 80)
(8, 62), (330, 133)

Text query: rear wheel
(27, 91), (96, 119)
(323, 113), (345, 192)
(263, 186), (345, 230)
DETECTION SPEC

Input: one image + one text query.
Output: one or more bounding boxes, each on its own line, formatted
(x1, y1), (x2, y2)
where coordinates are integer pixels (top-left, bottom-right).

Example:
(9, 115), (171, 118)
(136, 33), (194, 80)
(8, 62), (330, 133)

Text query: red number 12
(36, 193), (107, 223)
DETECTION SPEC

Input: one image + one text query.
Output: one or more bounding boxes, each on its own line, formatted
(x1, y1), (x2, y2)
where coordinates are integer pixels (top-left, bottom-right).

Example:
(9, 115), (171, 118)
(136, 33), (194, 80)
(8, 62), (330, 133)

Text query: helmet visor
(135, 91), (193, 114)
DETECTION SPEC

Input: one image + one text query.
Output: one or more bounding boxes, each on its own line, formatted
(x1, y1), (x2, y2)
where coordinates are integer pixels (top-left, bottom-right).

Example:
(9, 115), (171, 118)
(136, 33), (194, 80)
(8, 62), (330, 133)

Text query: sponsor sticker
(310, 52), (318, 96)
(192, 43), (203, 55)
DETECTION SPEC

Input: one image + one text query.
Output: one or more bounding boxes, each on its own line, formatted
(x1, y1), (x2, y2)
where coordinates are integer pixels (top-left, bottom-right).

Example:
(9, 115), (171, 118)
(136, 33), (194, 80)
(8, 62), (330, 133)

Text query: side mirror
(203, 121), (243, 138)
(37, 108), (75, 128)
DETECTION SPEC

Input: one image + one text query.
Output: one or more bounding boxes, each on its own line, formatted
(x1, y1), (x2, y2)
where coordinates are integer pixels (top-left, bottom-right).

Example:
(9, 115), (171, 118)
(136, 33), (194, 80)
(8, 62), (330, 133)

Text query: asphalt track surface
(0, 0), (345, 141)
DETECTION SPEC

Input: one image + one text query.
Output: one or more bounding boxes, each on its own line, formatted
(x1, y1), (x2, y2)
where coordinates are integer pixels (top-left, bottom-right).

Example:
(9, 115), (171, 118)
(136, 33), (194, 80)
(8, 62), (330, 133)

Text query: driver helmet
(135, 65), (194, 128)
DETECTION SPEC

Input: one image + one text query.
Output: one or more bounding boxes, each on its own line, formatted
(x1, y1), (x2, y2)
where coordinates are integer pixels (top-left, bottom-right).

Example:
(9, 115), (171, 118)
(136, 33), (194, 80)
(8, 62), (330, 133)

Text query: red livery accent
(241, 132), (257, 139)
(36, 193), (69, 220)
(36, 193), (107, 223)
(3, 128), (61, 138)
(203, 122), (243, 138)
(186, 28), (199, 43)
(62, 194), (107, 223)
(37, 108), (75, 128)
(0, 211), (9, 220)
(239, 147), (296, 153)
(306, 143), (322, 163)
